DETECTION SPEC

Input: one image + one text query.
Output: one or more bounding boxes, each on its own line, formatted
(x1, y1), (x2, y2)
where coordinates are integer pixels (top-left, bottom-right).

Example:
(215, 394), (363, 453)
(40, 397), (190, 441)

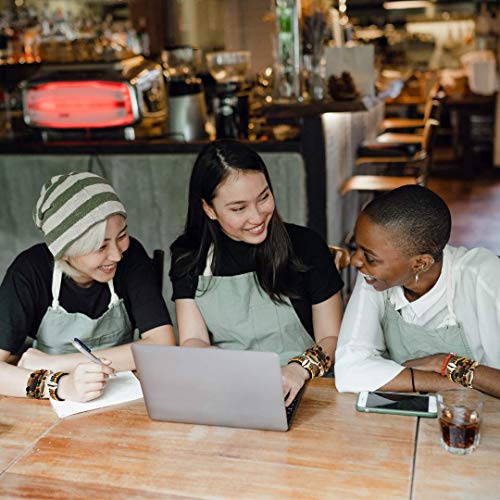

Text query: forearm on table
(466, 366), (500, 398)
(402, 353), (500, 398)
(380, 368), (455, 393)
(0, 361), (34, 398)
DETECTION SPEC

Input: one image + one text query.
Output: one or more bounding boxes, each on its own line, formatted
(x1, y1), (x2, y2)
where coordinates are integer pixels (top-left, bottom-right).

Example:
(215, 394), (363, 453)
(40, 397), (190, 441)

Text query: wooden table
(0, 379), (498, 499)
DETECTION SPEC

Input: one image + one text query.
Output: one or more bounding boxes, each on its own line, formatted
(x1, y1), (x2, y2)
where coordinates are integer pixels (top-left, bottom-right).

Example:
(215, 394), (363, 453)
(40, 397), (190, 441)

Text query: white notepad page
(50, 371), (143, 418)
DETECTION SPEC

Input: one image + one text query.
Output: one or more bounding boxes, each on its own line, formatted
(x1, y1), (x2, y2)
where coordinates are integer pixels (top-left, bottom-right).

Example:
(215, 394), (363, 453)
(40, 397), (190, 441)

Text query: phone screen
(366, 392), (429, 412)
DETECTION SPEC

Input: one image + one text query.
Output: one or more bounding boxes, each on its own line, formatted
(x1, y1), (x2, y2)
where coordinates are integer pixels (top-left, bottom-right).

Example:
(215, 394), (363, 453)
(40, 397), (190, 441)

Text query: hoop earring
(415, 272), (419, 285)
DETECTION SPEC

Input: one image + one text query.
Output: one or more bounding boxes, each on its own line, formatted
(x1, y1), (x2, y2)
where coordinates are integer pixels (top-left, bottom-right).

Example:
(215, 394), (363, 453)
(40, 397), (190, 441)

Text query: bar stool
(375, 99), (441, 144)
(329, 245), (350, 271)
(341, 122), (437, 204)
(380, 82), (443, 133)
(355, 119), (440, 178)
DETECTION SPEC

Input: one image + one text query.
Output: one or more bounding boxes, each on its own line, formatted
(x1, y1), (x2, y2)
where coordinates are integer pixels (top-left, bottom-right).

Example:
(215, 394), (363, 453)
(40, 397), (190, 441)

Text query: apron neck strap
(107, 279), (120, 308)
(445, 251), (457, 324)
(51, 263), (119, 310)
(202, 244), (215, 277)
(51, 263), (63, 309)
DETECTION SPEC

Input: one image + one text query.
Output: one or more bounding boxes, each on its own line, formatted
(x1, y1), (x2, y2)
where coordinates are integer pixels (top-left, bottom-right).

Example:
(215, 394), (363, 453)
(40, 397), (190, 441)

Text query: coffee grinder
(162, 45), (208, 142)
(206, 51), (251, 140)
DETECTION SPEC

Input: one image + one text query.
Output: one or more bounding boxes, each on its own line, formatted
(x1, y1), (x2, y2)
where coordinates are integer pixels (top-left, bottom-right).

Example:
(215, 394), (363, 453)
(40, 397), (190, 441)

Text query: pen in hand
(72, 338), (114, 375)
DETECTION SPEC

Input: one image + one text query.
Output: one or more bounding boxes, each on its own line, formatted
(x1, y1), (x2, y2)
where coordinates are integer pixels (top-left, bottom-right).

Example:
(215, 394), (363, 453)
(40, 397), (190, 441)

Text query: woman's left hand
(281, 363), (309, 407)
(402, 353), (448, 373)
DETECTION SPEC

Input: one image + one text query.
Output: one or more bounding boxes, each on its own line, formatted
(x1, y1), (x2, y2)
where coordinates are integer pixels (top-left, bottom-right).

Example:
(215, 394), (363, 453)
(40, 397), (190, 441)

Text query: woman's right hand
(57, 359), (115, 402)
(281, 363), (309, 407)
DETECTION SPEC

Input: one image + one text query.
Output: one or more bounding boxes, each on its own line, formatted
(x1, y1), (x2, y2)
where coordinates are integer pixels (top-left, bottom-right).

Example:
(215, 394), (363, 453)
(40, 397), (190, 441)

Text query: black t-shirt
(170, 224), (343, 337)
(0, 237), (172, 353)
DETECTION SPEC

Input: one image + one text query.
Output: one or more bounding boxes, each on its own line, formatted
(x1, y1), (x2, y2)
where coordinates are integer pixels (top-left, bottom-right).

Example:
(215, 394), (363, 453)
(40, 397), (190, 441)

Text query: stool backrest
(423, 98), (441, 122)
(421, 118), (440, 155)
(428, 82), (443, 100)
(329, 245), (351, 271)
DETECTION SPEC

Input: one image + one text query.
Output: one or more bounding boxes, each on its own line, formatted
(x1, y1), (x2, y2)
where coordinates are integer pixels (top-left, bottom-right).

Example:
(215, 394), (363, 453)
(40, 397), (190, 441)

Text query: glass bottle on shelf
(302, 1), (330, 101)
(274, 0), (302, 101)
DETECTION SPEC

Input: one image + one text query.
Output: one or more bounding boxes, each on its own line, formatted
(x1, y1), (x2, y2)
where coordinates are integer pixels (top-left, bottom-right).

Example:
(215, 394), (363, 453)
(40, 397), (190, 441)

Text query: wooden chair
(379, 82), (443, 132)
(341, 174), (424, 196)
(354, 118), (440, 181)
(375, 99), (441, 144)
(329, 245), (351, 271)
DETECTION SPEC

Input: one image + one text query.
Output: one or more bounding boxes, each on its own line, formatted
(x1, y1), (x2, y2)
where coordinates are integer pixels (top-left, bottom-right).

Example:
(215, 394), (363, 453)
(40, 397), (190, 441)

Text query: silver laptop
(131, 345), (305, 431)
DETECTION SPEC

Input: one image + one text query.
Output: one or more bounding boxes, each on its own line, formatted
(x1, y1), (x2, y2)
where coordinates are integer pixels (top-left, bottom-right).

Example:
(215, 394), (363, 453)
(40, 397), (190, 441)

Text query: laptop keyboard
(286, 385), (306, 427)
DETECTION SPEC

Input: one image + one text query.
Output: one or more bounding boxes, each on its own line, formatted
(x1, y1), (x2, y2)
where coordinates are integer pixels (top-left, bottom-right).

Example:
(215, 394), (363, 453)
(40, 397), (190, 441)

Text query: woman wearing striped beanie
(0, 172), (175, 403)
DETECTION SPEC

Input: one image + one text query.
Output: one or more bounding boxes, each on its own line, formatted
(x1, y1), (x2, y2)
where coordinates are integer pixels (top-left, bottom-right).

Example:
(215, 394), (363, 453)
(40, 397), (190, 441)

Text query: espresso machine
(162, 46), (207, 142)
(206, 51), (251, 140)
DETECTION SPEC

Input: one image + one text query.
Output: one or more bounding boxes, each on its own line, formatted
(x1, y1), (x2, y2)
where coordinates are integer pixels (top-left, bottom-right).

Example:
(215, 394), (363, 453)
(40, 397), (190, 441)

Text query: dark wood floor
(428, 173), (500, 254)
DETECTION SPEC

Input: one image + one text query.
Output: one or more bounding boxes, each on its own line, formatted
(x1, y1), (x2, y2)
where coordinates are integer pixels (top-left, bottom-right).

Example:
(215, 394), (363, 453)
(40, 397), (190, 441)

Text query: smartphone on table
(356, 391), (438, 418)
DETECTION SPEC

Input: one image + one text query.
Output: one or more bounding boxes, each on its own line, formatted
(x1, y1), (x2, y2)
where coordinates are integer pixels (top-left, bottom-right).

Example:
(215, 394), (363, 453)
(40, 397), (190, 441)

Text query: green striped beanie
(33, 172), (127, 259)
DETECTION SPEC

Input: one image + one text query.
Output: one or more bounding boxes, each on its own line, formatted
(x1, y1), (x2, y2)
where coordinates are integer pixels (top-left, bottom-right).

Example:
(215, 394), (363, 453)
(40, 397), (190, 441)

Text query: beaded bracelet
(288, 355), (318, 379)
(445, 355), (481, 388)
(305, 345), (332, 375)
(47, 371), (69, 401)
(440, 353), (454, 377)
(463, 361), (480, 389)
(288, 345), (332, 379)
(26, 369), (50, 399)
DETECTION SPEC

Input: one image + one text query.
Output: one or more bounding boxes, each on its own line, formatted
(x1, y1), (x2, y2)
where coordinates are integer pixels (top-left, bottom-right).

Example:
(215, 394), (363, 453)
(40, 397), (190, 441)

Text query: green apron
(194, 247), (313, 366)
(382, 253), (472, 364)
(34, 263), (134, 355)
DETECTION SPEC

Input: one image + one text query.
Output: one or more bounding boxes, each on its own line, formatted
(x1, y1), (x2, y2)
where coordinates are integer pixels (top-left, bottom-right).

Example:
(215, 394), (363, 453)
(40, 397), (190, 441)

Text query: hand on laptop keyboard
(281, 363), (310, 407)
(285, 385), (306, 426)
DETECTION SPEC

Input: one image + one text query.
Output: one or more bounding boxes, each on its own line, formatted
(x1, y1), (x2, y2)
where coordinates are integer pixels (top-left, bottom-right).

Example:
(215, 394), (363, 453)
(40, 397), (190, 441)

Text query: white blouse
(335, 245), (500, 392)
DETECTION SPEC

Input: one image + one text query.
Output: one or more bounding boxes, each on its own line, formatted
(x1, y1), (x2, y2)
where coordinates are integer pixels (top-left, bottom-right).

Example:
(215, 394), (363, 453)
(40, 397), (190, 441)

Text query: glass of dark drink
(437, 389), (484, 455)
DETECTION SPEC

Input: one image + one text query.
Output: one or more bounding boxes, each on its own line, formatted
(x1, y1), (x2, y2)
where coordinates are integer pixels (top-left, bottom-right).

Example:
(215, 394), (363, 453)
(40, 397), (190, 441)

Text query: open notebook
(50, 371), (143, 418)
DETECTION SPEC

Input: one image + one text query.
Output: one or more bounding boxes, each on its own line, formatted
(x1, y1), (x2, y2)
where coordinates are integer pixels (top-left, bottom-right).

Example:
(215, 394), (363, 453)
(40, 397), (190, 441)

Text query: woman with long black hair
(169, 140), (343, 405)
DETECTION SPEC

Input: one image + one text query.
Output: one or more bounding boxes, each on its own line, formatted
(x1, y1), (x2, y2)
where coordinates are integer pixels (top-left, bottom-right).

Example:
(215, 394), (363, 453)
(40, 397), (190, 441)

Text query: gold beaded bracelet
(445, 355), (480, 389)
(288, 354), (319, 379)
(305, 345), (332, 376)
(288, 345), (332, 379)
(26, 369), (51, 399)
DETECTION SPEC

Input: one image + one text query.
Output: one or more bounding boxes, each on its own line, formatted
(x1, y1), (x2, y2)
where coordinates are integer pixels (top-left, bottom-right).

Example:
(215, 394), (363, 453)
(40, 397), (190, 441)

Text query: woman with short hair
(0, 172), (175, 402)
(335, 185), (500, 398)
